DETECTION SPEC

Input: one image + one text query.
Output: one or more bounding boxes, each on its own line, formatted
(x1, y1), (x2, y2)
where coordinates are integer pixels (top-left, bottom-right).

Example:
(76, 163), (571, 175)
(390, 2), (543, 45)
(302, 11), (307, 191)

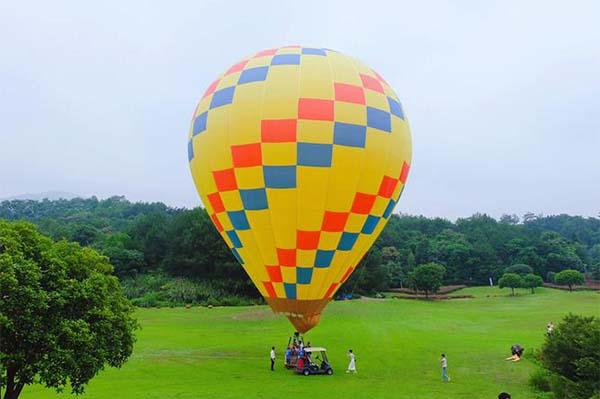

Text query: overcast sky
(1, 1), (598, 219)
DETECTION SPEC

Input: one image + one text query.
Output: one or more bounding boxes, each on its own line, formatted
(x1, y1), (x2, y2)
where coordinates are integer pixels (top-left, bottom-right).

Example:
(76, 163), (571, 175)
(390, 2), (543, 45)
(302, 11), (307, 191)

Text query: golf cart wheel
(326, 368), (333, 375)
(303, 369), (310, 376)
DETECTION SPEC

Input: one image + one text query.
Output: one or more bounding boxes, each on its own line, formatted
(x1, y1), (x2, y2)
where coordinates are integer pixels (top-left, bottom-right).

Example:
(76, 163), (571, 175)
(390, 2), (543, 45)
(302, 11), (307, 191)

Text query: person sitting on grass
(505, 344), (524, 361)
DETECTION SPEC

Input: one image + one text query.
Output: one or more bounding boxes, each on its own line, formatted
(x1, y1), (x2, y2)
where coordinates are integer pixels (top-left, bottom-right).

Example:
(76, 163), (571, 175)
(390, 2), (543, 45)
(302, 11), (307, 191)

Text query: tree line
(0, 197), (598, 298)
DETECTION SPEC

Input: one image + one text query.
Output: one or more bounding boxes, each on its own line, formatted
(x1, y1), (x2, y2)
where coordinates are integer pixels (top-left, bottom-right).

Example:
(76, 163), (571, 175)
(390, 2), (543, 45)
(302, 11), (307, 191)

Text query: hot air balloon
(188, 46), (411, 332)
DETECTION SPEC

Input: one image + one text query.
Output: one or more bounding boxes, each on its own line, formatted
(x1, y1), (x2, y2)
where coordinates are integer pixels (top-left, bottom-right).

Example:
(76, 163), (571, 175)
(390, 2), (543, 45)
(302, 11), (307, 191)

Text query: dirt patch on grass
(388, 285), (468, 295)
(543, 282), (600, 291)
(231, 307), (277, 321)
(392, 294), (474, 301)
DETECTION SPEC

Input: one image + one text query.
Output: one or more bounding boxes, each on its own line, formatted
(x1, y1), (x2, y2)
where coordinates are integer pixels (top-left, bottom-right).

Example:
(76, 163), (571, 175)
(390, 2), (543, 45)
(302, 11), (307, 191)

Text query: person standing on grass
(441, 353), (450, 382)
(270, 346), (276, 371)
(346, 349), (357, 373)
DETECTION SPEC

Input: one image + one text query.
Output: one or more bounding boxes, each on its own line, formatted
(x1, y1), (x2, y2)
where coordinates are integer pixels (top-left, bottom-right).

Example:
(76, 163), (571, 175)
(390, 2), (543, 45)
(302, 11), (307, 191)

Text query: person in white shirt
(270, 347), (276, 371)
(346, 349), (356, 373)
(441, 353), (450, 382)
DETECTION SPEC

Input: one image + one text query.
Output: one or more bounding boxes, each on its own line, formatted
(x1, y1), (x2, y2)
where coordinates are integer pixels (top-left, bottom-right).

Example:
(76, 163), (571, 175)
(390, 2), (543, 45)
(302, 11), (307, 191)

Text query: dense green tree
(0, 198), (597, 294)
(408, 263), (446, 298)
(522, 273), (543, 293)
(0, 221), (138, 399)
(498, 273), (523, 296)
(588, 263), (600, 281)
(554, 269), (585, 292)
(504, 263), (534, 275)
(539, 314), (600, 398)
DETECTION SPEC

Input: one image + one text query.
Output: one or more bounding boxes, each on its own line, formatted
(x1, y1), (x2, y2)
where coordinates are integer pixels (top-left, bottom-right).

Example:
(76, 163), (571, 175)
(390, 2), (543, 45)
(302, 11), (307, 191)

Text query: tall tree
(0, 221), (138, 399)
(498, 273), (523, 296)
(539, 314), (600, 398)
(554, 269), (585, 292)
(409, 263), (446, 298)
(522, 273), (543, 294)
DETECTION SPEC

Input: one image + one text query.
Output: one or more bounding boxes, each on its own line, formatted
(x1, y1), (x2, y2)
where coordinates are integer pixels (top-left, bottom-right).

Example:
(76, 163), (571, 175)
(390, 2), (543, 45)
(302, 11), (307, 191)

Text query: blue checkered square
(337, 232), (359, 251)
(315, 250), (335, 268)
(361, 215), (380, 234)
(387, 97), (404, 119)
(238, 66), (269, 84)
(284, 283), (297, 299)
(263, 166), (296, 188)
(210, 86), (235, 109)
(296, 267), (313, 284)
(302, 48), (326, 56)
(193, 112), (207, 135)
(227, 210), (250, 230)
(240, 188), (268, 210)
(298, 142), (333, 167)
(271, 54), (301, 65)
(226, 230), (243, 248)
(187, 140), (194, 162)
(367, 107), (391, 132)
(334, 122), (367, 148)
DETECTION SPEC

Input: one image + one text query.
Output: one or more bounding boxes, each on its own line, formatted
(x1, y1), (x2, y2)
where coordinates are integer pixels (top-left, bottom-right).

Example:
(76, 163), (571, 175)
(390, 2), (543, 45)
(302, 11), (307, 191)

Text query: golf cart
(296, 347), (333, 376)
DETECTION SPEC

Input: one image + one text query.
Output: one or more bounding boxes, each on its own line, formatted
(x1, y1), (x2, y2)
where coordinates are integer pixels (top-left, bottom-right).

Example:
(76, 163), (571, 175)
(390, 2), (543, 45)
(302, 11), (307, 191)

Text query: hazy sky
(1, 1), (598, 219)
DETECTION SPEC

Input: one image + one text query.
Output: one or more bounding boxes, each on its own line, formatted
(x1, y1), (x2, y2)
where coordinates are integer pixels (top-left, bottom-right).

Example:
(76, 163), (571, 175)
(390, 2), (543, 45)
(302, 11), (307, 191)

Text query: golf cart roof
(305, 347), (326, 352)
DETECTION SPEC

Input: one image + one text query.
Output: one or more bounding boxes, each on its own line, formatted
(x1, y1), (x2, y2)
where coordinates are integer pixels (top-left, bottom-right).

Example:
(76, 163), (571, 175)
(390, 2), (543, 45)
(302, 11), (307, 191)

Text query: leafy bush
(546, 271), (556, 283)
(498, 273), (523, 295)
(539, 314), (600, 398)
(529, 369), (552, 392)
(121, 273), (259, 307)
(554, 269), (585, 292)
(504, 263), (534, 275)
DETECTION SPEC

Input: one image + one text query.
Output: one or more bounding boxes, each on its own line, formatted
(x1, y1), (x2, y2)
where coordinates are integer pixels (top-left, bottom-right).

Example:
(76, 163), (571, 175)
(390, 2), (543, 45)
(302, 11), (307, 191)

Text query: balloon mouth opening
(264, 297), (330, 333)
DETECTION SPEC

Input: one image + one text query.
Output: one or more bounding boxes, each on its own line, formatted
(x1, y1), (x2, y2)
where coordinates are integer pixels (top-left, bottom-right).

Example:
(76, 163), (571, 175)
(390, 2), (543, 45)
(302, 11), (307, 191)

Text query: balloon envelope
(188, 46), (411, 332)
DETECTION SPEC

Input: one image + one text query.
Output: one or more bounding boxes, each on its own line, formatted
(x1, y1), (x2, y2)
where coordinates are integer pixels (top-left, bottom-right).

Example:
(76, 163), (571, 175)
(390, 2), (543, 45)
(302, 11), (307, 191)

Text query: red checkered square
(255, 49), (277, 57)
(231, 143), (262, 167)
(266, 265), (283, 283)
(263, 281), (277, 298)
(277, 248), (296, 267)
(325, 283), (338, 298)
(212, 168), (238, 191)
(334, 83), (366, 105)
(321, 211), (349, 232)
(298, 98), (334, 121)
(225, 60), (249, 75)
(340, 266), (354, 283)
(297, 230), (321, 250)
(399, 161), (410, 184)
(207, 192), (225, 213)
(351, 193), (376, 214)
(372, 69), (388, 85)
(378, 175), (398, 198)
(202, 79), (220, 99)
(360, 73), (384, 94)
(261, 119), (297, 142)
(210, 214), (223, 232)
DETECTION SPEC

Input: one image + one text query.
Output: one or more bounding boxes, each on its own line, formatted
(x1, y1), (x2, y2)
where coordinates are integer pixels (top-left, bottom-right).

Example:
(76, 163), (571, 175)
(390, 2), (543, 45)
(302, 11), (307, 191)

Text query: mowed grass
(28, 287), (599, 399)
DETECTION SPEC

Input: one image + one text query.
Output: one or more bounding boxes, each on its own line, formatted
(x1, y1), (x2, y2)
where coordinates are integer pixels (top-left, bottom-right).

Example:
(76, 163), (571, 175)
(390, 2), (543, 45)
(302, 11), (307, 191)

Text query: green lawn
(27, 287), (599, 399)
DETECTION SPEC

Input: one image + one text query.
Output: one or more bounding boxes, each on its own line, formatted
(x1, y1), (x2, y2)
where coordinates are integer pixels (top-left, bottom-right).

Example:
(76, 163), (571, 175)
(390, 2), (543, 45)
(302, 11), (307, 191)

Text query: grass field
(28, 287), (599, 399)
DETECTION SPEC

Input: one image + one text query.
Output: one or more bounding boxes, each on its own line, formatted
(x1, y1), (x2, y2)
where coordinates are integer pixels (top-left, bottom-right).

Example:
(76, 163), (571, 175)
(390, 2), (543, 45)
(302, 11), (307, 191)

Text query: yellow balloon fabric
(188, 46), (412, 332)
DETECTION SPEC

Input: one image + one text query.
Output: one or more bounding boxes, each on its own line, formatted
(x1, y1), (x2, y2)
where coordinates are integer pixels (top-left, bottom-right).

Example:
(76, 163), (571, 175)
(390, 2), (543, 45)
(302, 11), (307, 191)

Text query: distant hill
(1, 191), (84, 201)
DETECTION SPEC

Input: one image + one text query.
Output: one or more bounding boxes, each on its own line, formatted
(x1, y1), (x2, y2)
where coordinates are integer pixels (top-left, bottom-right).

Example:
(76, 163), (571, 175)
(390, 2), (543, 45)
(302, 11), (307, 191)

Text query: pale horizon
(1, 1), (599, 219)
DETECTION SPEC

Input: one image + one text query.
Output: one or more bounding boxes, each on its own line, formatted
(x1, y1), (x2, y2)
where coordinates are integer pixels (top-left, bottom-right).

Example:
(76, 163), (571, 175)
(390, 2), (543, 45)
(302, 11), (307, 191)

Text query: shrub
(539, 314), (600, 398)
(546, 271), (556, 283)
(498, 273), (523, 295)
(554, 269), (585, 292)
(504, 263), (534, 275)
(529, 369), (552, 392)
